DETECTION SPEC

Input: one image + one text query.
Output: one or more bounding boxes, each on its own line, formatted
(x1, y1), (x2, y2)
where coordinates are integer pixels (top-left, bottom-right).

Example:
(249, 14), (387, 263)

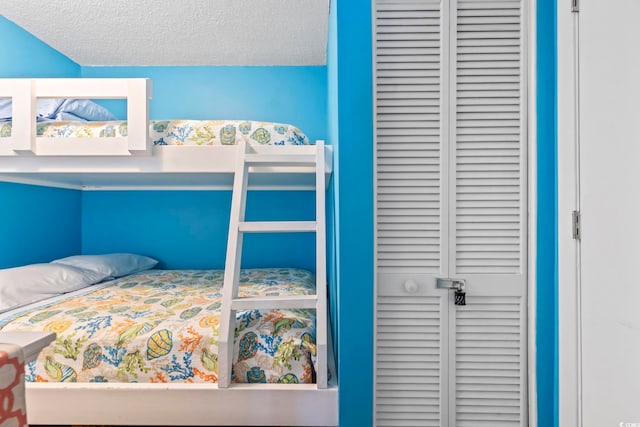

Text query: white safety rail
(218, 139), (328, 389)
(0, 78), (151, 156)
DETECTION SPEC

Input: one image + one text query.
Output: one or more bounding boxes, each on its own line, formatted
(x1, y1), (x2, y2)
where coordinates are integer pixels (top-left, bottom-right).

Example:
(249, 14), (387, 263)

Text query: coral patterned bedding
(0, 120), (310, 146)
(0, 268), (317, 384)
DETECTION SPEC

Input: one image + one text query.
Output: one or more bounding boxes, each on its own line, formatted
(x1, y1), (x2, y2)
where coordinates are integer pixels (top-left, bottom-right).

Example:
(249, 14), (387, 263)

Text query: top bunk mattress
(0, 120), (310, 146)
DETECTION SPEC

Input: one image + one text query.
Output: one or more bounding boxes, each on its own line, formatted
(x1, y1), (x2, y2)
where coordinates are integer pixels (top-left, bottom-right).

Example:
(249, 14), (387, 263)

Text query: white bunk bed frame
(0, 78), (337, 426)
(0, 78), (333, 191)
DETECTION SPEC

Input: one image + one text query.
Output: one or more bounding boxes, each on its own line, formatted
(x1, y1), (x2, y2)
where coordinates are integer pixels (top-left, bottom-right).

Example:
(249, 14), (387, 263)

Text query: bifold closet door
(447, 0), (527, 425)
(375, 0), (450, 425)
(374, 0), (528, 426)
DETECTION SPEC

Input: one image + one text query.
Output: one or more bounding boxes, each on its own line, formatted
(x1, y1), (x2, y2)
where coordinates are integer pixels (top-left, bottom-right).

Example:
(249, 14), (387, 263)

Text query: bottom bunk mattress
(0, 268), (317, 384)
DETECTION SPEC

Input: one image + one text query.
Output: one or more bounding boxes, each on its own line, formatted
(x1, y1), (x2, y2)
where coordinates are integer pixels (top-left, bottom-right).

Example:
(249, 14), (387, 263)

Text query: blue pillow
(0, 98), (12, 121)
(0, 98), (117, 122)
(37, 99), (117, 121)
(52, 253), (158, 278)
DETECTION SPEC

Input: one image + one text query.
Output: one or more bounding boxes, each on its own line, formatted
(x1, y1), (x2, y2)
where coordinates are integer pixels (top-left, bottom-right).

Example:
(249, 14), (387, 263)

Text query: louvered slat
(376, 296), (443, 427)
(454, 0), (523, 275)
(376, 0), (443, 274)
(455, 296), (523, 427)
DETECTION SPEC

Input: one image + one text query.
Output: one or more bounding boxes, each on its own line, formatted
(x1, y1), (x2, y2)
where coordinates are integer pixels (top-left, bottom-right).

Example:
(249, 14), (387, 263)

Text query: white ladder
(218, 139), (327, 389)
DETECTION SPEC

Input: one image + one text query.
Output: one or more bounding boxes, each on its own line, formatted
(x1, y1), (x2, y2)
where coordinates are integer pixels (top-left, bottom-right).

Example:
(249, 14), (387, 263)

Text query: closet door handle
(436, 278), (467, 306)
(403, 279), (419, 294)
(436, 278), (466, 292)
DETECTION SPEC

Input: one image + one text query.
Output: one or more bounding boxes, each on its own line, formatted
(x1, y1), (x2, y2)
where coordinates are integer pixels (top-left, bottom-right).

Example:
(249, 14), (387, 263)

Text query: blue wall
(0, 16), (80, 78)
(0, 182), (82, 268)
(82, 190), (317, 271)
(0, 16), (81, 269)
(537, 0), (559, 426)
(331, 0), (374, 425)
(0, 19), (328, 273)
(81, 66), (327, 142)
(79, 65), (327, 272)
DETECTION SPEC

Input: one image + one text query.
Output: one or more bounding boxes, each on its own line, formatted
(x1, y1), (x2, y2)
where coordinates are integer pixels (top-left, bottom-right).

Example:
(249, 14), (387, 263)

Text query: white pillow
(52, 253), (158, 278)
(0, 263), (109, 313)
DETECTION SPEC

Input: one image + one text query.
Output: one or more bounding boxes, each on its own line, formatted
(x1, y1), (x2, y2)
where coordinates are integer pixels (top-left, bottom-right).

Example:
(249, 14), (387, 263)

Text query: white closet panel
(449, 1), (527, 426)
(452, 0), (524, 276)
(374, 0), (527, 425)
(453, 294), (525, 426)
(376, 293), (446, 426)
(375, 1), (448, 426)
(375, 0), (445, 274)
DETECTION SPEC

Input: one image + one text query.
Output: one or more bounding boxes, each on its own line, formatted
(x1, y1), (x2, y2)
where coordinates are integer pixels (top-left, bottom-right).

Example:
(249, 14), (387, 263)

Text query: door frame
(370, 0), (539, 425)
(557, 2), (581, 426)
(527, 1), (538, 425)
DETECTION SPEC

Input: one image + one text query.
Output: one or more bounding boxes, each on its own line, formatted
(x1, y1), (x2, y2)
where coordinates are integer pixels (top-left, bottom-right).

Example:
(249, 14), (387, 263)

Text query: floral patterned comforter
(0, 269), (317, 384)
(0, 120), (310, 146)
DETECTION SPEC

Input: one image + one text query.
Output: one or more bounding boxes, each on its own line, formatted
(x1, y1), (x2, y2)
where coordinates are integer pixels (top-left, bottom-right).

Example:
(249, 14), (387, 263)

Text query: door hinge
(571, 0), (579, 12)
(572, 210), (581, 240)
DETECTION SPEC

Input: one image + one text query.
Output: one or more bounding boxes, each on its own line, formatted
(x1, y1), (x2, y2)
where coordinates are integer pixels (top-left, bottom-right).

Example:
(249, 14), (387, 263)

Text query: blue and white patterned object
(0, 119), (311, 146)
(0, 268), (318, 384)
(152, 120), (310, 146)
(0, 98), (117, 122)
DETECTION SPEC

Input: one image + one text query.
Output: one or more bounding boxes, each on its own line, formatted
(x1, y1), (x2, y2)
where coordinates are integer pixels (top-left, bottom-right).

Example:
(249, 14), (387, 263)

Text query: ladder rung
(244, 154), (316, 166)
(238, 221), (317, 233)
(232, 295), (318, 310)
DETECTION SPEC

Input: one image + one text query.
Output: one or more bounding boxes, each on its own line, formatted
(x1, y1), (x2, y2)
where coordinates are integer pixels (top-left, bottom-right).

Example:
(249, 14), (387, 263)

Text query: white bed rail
(0, 78), (151, 156)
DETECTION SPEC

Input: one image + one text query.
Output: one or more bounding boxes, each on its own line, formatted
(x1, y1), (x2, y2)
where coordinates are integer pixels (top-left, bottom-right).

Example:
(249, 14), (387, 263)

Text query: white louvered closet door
(447, 0), (527, 426)
(374, 0), (528, 426)
(375, 0), (449, 425)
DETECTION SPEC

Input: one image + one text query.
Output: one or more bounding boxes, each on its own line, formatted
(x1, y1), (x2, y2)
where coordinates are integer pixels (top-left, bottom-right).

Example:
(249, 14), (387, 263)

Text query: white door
(373, 0), (528, 425)
(577, 1), (640, 425)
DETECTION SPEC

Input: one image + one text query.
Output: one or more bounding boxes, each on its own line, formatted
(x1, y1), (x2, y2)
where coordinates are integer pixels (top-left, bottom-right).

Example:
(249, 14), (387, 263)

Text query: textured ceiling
(0, 0), (329, 66)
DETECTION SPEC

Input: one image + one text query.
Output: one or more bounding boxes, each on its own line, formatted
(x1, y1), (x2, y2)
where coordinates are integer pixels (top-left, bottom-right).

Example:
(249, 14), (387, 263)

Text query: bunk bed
(0, 78), (337, 426)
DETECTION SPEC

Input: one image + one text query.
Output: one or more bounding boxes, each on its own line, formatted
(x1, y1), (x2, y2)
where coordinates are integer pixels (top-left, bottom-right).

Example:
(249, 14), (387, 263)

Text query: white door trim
(527, 0), (539, 426)
(558, 2), (581, 427)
